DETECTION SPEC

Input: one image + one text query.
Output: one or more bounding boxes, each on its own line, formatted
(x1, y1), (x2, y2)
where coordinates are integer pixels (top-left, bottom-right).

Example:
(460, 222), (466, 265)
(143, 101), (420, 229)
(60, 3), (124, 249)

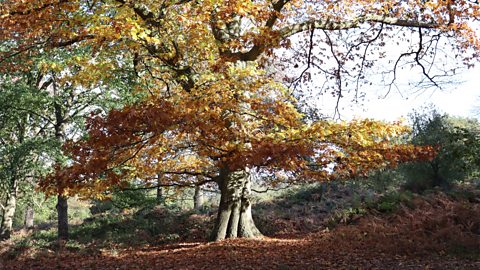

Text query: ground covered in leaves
(1, 189), (479, 269)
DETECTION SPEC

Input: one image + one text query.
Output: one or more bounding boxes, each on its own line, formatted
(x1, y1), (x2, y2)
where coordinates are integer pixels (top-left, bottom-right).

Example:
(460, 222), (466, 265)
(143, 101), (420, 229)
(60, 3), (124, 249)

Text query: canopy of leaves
(0, 74), (58, 197)
(2, 0), (478, 197)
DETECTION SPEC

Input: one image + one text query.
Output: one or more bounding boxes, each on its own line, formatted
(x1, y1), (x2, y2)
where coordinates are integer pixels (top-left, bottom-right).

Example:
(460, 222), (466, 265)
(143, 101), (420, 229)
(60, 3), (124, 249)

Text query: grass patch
(370, 190), (414, 213)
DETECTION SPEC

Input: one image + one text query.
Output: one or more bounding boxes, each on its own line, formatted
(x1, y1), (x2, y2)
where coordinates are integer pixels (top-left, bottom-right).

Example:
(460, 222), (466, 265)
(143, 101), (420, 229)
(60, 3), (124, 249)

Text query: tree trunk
(24, 205), (34, 229)
(156, 186), (164, 203)
(431, 162), (448, 189)
(53, 81), (70, 241)
(210, 169), (262, 241)
(156, 174), (164, 204)
(56, 195), (68, 240)
(194, 185), (203, 210)
(0, 187), (17, 240)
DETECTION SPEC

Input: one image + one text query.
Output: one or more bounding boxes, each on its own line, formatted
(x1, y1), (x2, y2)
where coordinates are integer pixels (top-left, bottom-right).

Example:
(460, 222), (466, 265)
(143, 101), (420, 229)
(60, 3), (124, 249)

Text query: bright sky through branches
(327, 65), (480, 121)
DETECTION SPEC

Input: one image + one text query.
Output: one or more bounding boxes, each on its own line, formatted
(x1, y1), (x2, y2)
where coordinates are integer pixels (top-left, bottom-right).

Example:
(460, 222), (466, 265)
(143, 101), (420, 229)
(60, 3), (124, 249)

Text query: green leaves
(402, 109), (480, 190)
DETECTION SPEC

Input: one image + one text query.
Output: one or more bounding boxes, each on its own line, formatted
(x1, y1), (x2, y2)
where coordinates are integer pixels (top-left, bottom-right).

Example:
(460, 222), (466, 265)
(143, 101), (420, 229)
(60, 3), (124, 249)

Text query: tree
(0, 74), (55, 239)
(2, 0), (478, 240)
(0, 42), (135, 240)
(402, 109), (480, 192)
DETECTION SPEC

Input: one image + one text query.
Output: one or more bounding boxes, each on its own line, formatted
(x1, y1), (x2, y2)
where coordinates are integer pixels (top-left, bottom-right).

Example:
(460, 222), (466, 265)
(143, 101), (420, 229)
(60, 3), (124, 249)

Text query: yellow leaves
(27, 0), (458, 198)
(38, 60), (63, 73)
(284, 0), (304, 11)
(129, 23), (162, 44)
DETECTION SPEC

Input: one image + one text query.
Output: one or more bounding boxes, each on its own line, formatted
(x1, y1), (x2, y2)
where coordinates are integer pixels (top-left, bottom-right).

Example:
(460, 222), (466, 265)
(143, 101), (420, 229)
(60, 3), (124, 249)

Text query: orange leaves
(289, 119), (438, 181)
(21, 0), (457, 197)
(39, 61), (438, 197)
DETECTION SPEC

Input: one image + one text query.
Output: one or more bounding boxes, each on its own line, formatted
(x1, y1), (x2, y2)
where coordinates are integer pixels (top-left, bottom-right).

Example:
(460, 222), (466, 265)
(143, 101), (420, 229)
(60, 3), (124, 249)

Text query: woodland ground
(1, 184), (479, 269)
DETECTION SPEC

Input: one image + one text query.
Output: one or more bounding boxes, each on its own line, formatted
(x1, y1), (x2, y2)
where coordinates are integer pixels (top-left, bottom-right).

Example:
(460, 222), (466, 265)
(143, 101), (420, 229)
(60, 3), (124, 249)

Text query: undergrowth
(3, 182), (479, 262)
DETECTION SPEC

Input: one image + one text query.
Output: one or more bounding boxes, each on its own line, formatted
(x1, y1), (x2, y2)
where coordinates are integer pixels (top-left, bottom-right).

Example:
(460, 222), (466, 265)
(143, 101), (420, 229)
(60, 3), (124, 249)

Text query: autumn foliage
(0, 0), (441, 196)
(39, 81), (436, 197)
(2, 0), (479, 240)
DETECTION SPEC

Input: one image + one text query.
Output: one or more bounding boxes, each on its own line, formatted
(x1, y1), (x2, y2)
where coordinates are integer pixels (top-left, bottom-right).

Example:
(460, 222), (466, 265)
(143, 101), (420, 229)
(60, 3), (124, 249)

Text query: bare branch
(354, 24), (384, 98)
(415, 28), (441, 89)
(323, 31), (344, 120)
(289, 26), (315, 91)
(252, 186), (290, 193)
(120, 178), (215, 192)
(158, 170), (216, 179)
(383, 51), (416, 98)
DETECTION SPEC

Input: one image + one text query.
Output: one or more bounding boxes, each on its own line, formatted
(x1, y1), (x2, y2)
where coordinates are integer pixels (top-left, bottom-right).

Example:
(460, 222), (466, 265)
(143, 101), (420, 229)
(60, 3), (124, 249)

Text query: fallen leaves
(2, 190), (479, 269)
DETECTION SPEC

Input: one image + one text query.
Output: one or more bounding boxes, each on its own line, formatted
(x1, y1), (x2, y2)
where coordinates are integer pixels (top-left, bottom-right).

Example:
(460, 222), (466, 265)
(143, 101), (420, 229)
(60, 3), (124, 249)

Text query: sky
(287, 19), (480, 123)
(315, 65), (480, 122)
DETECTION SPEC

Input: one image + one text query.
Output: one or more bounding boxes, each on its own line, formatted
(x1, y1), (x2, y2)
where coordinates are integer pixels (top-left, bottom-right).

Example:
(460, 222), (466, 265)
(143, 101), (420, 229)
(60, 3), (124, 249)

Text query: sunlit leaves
(5, 0), (472, 197)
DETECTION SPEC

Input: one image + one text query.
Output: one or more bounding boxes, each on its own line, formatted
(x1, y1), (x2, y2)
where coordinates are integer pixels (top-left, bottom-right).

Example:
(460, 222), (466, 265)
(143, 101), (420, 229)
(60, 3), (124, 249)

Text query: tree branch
(1, 0), (68, 17)
(279, 15), (439, 38)
(252, 186), (290, 193)
(415, 28), (441, 89)
(226, 15), (440, 63)
(49, 34), (95, 47)
(120, 178), (214, 192)
(114, 0), (193, 27)
(158, 170), (216, 179)
(289, 26), (315, 91)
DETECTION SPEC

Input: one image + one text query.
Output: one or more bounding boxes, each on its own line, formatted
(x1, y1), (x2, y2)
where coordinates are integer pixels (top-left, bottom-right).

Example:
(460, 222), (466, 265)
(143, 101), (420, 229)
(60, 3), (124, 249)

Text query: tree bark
(24, 205), (34, 229)
(210, 169), (262, 241)
(194, 185), (203, 210)
(56, 195), (68, 240)
(53, 77), (70, 241)
(156, 185), (164, 203)
(0, 186), (17, 240)
(156, 174), (164, 204)
(431, 161), (448, 189)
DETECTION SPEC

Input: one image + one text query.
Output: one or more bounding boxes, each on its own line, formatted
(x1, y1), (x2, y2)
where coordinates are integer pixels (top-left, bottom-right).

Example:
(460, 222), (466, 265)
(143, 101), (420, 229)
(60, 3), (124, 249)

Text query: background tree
(365, 109), (480, 194)
(1, 0), (478, 241)
(0, 43), (136, 240)
(402, 109), (480, 192)
(0, 74), (55, 239)
(37, 47), (136, 240)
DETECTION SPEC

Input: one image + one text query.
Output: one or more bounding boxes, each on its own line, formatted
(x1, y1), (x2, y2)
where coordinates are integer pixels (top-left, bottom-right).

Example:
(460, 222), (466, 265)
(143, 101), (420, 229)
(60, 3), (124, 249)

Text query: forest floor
(1, 231), (479, 270)
(1, 186), (479, 269)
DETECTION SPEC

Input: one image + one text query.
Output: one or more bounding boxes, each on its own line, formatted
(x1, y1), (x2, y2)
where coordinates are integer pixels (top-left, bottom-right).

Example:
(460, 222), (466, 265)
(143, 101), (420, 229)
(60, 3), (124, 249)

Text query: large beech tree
(1, 0), (478, 240)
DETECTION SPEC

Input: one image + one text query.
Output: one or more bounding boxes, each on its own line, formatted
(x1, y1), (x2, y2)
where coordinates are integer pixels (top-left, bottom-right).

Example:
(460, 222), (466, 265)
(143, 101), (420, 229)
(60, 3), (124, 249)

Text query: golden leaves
(24, 0), (450, 197)
(38, 53), (438, 197)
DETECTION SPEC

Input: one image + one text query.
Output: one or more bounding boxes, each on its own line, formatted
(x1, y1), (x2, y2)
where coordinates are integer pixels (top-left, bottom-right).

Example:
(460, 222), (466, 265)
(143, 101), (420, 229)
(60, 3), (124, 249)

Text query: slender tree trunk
(24, 205), (34, 229)
(24, 175), (36, 229)
(210, 169), (262, 241)
(56, 195), (68, 240)
(194, 185), (203, 210)
(157, 186), (164, 203)
(0, 186), (17, 240)
(53, 78), (70, 241)
(157, 174), (164, 204)
(431, 162), (448, 188)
